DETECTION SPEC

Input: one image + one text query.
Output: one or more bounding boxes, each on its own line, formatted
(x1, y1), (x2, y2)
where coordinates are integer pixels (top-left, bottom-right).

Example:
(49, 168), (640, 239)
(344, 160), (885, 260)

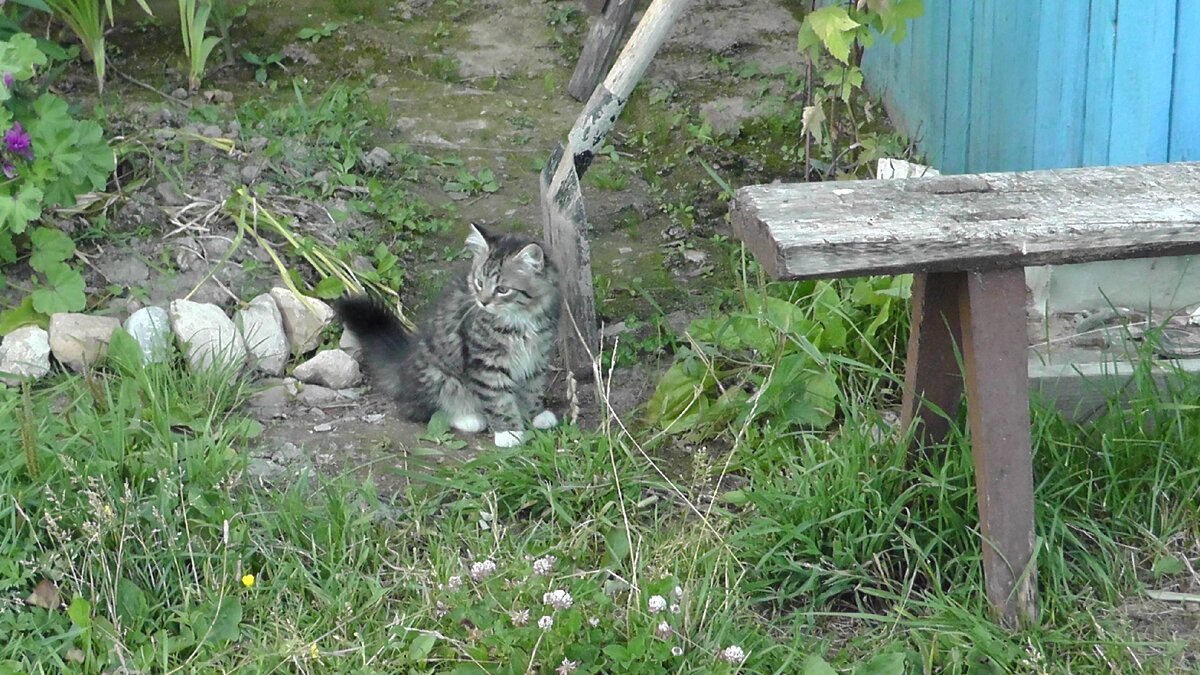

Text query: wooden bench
(730, 161), (1200, 627)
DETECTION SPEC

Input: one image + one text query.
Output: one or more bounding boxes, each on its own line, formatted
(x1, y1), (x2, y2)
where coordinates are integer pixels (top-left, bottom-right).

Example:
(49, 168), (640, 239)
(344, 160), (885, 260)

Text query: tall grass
(2, 302), (1198, 671)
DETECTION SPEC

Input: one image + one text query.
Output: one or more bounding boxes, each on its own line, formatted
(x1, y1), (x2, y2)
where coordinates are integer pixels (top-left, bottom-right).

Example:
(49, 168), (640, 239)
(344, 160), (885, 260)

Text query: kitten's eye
(473, 278), (483, 290)
(495, 286), (512, 296)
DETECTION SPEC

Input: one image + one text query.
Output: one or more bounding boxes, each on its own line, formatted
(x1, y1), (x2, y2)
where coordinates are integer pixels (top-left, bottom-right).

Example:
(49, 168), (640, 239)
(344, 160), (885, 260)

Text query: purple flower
(2, 73), (12, 89)
(2, 162), (14, 179)
(4, 122), (32, 161)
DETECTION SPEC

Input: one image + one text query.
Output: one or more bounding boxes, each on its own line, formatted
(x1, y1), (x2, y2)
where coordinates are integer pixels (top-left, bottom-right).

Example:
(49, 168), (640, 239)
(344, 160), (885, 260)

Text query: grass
(3, 3), (1198, 671)
(2, 288), (1199, 672)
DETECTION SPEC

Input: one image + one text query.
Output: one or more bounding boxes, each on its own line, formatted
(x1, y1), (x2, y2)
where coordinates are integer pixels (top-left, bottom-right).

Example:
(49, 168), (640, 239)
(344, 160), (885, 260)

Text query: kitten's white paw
(450, 413), (486, 433)
(532, 410), (558, 429)
(494, 430), (525, 447)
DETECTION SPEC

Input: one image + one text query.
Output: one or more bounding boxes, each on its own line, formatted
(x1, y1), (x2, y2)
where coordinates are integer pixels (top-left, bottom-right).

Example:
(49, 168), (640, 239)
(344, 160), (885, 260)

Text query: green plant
(41, 0), (152, 92)
(178, 0), (222, 90)
(0, 33), (115, 326)
(297, 21), (339, 43)
(645, 274), (910, 438)
(241, 48), (282, 84)
(794, 0), (924, 178)
(208, 0), (255, 64)
(442, 166), (499, 195)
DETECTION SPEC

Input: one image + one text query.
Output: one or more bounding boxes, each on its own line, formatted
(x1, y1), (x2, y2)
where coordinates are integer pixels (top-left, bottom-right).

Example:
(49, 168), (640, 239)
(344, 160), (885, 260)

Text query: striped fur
(335, 224), (560, 446)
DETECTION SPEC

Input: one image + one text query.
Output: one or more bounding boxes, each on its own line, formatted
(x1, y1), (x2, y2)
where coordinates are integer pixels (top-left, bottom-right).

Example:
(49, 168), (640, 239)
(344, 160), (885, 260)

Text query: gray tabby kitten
(335, 224), (561, 447)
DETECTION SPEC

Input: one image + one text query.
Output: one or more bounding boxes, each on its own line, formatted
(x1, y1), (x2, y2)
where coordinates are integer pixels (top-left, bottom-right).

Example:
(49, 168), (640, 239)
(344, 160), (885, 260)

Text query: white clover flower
(673, 585), (684, 600)
(538, 615), (554, 631)
(446, 575), (463, 591)
(655, 621), (673, 639)
(588, 616), (600, 628)
(670, 603), (681, 614)
(648, 595), (667, 613)
(533, 555), (557, 576)
(720, 645), (746, 664)
(542, 589), (574, 611)
(469, 560), (497, 582)
(671, 645), (684, 657)
(510, 609), (530, 627)
(556, 658), (579, 674)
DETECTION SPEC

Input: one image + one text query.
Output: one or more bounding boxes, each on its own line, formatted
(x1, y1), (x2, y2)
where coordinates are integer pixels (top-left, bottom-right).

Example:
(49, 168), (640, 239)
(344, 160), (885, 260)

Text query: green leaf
(115, 578), (148, 631)
(604, 525), (631, 565)
(30, 261), (85, 314)
(802, 655), (838, 675)
(644, 357), (715, 431)
(0, 296), (46, 334)
(408, 633), (436, 662)
(0, 230), (15, 263)
(28, 227), (74, 272)
(1152, 554), (1186, 578)
(0, 184), (43, 233)
(202, 598), (242, 643)
(67, 596), (92, 629)
(803, 5), (860, 64)
(854, 651), (907, 675)
(105, 328), (144, 375)
(313, 275), (346, 299)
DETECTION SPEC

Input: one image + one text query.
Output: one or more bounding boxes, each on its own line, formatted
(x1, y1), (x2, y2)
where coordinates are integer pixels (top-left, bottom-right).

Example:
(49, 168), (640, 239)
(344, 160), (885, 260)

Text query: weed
(241, 49), (284, 84)
(297, 21), (340, 44)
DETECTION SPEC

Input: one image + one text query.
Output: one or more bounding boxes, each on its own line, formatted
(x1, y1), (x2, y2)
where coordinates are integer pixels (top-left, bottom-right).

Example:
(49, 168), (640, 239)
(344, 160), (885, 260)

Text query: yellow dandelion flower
(241, 574), (255, 588)
(309, 643), (320, 660)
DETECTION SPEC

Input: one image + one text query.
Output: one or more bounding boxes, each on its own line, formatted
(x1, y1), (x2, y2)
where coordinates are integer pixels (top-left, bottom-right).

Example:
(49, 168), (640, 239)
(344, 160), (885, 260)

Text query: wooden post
(568, 0), (639, 101)
(901, 271), (967, 446)
(959, 268), (1038, 627)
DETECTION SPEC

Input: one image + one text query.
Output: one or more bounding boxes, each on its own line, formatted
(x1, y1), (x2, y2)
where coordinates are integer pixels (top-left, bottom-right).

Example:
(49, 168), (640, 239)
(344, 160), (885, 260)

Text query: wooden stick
(568, 0), (639, 101)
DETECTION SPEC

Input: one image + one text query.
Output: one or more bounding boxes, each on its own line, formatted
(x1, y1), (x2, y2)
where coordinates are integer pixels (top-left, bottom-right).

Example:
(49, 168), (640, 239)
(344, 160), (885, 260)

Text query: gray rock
(246, 136), (269, 151)
(97, 254), (150, 286)
(246, 378), (300, 415)
(361, 146), (394, 171)
(236, 294), (289, 376)
(0, 326), (51, 384)
(48, 313), (122, 372)
(168, 299), (247, 371)
(269, 287), (334, 354)
(339, 329), (362, 359)
(295, 383), (340, 406)
(124, 306), (172, 364)
(240, 163), (264, 183)
(292, 349), (361, 389)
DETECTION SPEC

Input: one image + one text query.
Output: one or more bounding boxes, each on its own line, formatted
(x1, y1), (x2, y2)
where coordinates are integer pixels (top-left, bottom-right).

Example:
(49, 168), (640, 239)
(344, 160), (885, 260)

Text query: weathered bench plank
(732, 162), (1200, 280)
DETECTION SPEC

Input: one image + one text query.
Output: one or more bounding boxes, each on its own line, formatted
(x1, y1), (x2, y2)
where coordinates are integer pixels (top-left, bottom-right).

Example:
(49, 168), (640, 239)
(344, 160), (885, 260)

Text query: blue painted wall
(860, 0), (1199, 173)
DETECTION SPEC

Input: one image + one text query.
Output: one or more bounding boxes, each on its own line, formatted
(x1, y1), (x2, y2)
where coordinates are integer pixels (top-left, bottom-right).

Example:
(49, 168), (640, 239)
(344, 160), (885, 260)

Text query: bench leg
(960, 268), (1038, 627)
(901, 271), (967, 445)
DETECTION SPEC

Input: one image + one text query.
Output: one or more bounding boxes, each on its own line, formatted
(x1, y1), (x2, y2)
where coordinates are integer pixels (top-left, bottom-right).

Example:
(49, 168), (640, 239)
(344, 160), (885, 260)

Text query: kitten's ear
(465, 223), (490, 257)
(514, 243), (544, 272)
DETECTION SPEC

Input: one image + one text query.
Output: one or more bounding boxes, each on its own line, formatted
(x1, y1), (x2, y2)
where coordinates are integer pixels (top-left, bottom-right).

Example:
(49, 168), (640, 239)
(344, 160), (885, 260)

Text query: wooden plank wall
(858, 0), (1198, 173)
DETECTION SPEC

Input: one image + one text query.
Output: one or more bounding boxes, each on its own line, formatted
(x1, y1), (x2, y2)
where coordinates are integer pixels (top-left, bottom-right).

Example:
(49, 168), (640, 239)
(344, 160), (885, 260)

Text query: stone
(235, 294), (289, 376)
(361, 146), (393, 171)
(269, 287), (335, 354)
(48, 313), (121, 372)
(292, 349), (361, 389)
(246, 378), (300, 415)
(0, 326), (51, 384)
(123, 306), (172, 365)
(168, 299), (247, 371)
(295, 383), (340, 406)
(339, 329), (362, 359)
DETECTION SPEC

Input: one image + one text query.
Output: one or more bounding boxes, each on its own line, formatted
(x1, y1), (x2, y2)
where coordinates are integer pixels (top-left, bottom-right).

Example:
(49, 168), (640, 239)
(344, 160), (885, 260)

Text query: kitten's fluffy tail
(334, 296), (417, 406)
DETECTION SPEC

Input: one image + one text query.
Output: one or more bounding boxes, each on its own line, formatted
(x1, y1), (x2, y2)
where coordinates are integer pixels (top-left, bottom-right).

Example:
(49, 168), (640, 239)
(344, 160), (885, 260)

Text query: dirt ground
(27, 0), (808, 484)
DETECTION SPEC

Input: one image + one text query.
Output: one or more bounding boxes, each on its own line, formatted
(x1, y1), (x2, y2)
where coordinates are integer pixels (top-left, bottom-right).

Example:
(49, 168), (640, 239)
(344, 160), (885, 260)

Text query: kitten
(335, 223), (561, 447)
